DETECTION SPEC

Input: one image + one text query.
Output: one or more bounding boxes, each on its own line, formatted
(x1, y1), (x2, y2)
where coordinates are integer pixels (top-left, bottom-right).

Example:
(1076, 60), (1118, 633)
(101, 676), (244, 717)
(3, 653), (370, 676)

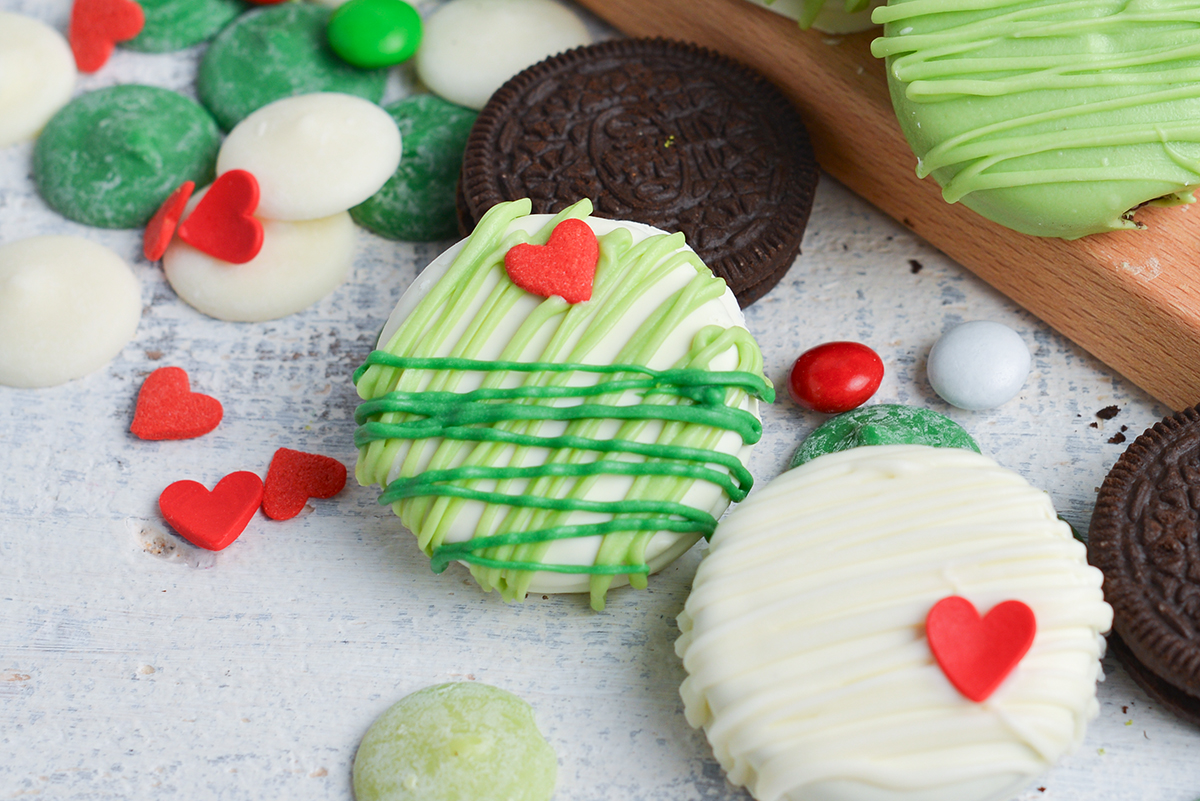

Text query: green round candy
(789, 403), (980, 470)
(351, 95), (477, 241)
(197, 4), (388, 131)
(353, 683), (558, 801)
(122, 0), (245, 53)
(33, 85), (221, 229)
(328, 0), (423, 69)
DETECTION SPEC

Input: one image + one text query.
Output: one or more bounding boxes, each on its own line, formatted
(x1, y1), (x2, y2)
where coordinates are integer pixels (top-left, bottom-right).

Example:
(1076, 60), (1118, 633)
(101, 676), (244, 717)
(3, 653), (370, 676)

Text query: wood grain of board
(575, 0), (1200, 410)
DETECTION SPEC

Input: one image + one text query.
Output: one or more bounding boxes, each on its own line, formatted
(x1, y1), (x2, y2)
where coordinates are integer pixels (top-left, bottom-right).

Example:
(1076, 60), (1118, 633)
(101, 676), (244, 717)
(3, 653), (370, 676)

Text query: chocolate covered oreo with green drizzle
(873, 1), (1200, 239)
(353, 198), (772, 610)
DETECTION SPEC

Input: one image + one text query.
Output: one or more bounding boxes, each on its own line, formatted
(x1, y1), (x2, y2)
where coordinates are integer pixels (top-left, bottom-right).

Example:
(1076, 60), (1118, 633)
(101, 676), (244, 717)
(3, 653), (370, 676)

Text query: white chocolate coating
(415, 0), (592, 110)
(0, 236), (141, 388)
(677, 444), (1112, 801)
(216, 93), (401, 222)
(163, 185), (355, 322)
(0, 12), (76, 148)
(372, 213), (759, 594)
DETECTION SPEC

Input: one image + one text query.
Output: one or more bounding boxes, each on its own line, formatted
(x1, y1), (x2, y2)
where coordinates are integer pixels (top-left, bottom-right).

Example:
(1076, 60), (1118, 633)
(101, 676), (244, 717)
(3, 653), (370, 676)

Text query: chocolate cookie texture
(1089, 405), (1200, 724)
(459, 38), (818, 307)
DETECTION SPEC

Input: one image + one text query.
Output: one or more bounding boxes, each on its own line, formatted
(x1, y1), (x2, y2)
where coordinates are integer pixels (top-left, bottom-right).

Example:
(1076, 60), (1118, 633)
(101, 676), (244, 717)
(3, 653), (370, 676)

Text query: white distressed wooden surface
(1, 1), (1198, 799)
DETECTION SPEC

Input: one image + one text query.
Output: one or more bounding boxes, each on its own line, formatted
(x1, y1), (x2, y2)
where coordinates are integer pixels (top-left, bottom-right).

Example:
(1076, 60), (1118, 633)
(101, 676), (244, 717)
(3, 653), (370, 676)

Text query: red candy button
(143, 181), (195, 261)
(159, 471), (264, 551)
(503, 218), (599, 304)
(130, 366), (223, 440)
(262, 448), (347, 521)
(926, 596), (1037, 703)
(69, 0), (145, 73)
(788, 341), (884, 413)
(176, 170), (265, 264)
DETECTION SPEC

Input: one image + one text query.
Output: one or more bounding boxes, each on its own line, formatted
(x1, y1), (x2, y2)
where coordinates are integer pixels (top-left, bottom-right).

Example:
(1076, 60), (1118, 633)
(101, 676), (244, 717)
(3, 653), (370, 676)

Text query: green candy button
(353, 683), (558, 801)
(328, 0), (423, 69)
(789, 404), (980, 470)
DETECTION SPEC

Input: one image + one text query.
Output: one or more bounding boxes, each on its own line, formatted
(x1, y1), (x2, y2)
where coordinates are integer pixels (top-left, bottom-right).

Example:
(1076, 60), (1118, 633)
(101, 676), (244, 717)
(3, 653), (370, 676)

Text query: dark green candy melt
(197, 3), (387, 131)
(33, 85), (221, 229)
(351, 95), (478, 241)
(789, 403), (980, 470)
(122, 0), (246, 53)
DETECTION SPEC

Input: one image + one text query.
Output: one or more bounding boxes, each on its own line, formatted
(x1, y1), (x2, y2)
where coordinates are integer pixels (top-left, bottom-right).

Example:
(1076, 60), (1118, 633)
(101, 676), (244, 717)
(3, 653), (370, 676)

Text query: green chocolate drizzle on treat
(790, 404), (978, 469)
(354, 199), (771, 610)
(872, 0), (1200, 239)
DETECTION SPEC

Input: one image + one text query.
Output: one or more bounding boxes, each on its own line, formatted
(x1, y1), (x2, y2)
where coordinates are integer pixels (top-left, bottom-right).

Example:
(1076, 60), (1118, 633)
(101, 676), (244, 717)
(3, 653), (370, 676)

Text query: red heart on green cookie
(159, 471), (264, 551)
(143, 181), (195, 262)
(503, 218), (598, 304)
(131, 366), (223, 440)
(177, 170), (264, 265)
(926, 595), (1036, 702)
(262, 448), (347, 521)
(68, 0), (145, 73)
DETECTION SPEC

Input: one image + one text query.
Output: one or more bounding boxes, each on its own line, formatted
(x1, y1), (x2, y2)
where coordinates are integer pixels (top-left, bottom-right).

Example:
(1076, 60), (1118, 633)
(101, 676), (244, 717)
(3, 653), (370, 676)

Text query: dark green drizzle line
(353, 352), (772, 575)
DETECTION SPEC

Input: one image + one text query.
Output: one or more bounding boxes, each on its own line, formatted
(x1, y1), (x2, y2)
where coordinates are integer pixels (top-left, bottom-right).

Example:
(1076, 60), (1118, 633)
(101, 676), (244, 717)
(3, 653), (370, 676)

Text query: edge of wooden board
(575, 0), (1200, 410)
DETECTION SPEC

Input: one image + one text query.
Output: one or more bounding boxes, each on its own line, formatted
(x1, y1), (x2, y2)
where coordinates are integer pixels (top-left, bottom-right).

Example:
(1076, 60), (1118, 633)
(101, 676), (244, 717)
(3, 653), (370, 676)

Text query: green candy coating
(873, 0), (1200, 239)
(353, 683), (558, 801)
(122, 0), (245, 53)
(351, 95), (478, 241)
(197, 4), (387, 131)
(789, 404), (979, 470)
(328, 0), (423, 69)
(33, 85), (221, 229)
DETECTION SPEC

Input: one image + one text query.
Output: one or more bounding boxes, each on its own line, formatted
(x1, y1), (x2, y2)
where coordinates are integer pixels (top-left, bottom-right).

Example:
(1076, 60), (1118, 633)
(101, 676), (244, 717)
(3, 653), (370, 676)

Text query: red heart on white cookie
(503, 218), (598, 304)
(926, 595), (1036, 702)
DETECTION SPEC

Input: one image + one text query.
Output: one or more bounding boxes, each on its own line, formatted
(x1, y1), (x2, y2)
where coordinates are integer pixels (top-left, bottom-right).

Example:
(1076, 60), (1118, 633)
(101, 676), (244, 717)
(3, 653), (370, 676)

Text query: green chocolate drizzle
(354, 199), (771, 609)
(871, 0), (1200, 238)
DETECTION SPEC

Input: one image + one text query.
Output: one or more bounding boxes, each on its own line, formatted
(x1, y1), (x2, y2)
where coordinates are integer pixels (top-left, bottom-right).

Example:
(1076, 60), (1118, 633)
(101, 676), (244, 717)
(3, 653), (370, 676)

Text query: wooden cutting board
(574, 0), (1200, 410)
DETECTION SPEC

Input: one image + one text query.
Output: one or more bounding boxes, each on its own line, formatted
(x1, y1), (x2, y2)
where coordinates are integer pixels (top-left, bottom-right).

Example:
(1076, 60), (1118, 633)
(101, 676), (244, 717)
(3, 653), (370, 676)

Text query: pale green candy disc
(353, 683), (558, 801)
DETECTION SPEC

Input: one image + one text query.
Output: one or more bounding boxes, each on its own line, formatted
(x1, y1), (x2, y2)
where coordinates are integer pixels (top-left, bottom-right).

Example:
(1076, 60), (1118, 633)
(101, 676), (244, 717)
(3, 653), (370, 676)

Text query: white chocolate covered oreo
(677, 444), (1112, 801)
(216, 92), (401, 221)
(0, 236), (141, 388)
(0, 12), (76, 148)
(163, 185), (355, 322)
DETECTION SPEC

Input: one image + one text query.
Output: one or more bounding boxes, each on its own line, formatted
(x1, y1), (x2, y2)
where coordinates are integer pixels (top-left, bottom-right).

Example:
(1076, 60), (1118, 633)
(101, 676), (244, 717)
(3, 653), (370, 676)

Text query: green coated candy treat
(353, 683), (558, 801)
(351, 94), (477, 241)
(328, 0), (423, 69)
(34, 85), (221, 229)
(122, 0), (245, 53)
(873, 1), (1200, 239)
(789, 404), (979, 470)
(197, 4), (388, 131)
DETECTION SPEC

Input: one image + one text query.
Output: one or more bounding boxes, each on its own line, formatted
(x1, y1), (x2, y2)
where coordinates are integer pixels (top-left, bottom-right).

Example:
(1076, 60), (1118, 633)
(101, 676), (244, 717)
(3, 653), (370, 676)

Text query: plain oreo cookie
(459, 38), (818, 307)
(1089, 404), (1200, 725)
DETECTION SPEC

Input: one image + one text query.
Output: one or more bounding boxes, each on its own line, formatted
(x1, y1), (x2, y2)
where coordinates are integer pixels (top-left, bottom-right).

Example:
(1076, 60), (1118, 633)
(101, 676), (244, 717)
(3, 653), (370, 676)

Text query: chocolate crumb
(908, 259), (923, 274)
(145, 350), (163, 361)
(1122, 706), (1128, 714)
(1090, 422), (1098, 429)
(1108, 432), (1127, 444)
(1037, 789), (1046, 793)
(1121, 425), (1128, 432)
(903, 217), (914, 227)
(1096, 405), (1120, 420)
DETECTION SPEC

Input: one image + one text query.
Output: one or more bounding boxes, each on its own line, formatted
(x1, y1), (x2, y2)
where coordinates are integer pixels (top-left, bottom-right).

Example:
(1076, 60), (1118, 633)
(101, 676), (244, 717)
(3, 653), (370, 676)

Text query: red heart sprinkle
(503, 217), (599, 304)
(926, 596), (1036, 702)
(159, 471), (264, 551)
(68, 0), (145, 73)
(130, 366), (223, 440)
(143, 181), (195, 261)
(176, 170), (265, 265)
(262, 448), (348, 521)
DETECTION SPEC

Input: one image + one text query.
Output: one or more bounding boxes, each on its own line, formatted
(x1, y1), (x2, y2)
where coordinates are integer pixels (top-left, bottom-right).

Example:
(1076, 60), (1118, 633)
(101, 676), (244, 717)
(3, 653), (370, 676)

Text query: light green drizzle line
(869, 0), (1200, 235)
(353, 199), (771, 610)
